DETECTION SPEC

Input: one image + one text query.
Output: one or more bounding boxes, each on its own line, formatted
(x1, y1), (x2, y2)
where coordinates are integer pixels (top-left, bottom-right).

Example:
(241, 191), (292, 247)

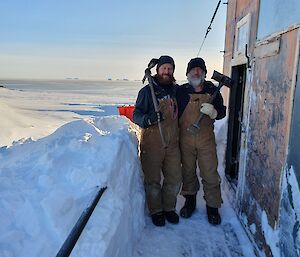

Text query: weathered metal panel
(223, 0), (300, 256)
(254, 36), (281, 59)
(247, 29), (297, 220)
(223, 0), (236, 76)
(223, 0), (260, 69)
(223, 0), (259, 104)
(222, 0), (236, 103)
(257, 0), (300, 40)
(287, 50), (300, 188)
(278, 32), (300, 257)
(241, 29), (298, 256)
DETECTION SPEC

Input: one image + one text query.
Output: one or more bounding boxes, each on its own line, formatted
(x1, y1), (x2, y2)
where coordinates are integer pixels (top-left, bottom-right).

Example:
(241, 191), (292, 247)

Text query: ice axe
(142, 59), (167, 148)
(188, 70), (233, 133)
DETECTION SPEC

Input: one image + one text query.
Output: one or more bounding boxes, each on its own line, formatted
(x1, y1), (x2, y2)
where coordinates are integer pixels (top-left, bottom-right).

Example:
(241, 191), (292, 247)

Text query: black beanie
(156, 55), (175, 71)
(186, 57), (207, 75)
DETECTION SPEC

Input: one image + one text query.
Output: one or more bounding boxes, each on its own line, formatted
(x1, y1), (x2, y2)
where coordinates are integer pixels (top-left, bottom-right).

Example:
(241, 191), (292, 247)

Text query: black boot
(151, 212), (165, 226)
(180, 194), (196, 218)
(206, 205), (221, 225)
(164, 211), (179, 224)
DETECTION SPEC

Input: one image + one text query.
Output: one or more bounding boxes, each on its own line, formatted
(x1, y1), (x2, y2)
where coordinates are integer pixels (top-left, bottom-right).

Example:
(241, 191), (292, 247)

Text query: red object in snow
(117, 105), (135, 121)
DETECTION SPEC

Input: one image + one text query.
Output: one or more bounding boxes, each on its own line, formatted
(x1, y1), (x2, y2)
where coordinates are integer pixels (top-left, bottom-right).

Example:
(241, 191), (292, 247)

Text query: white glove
(200, 103), (218, 119)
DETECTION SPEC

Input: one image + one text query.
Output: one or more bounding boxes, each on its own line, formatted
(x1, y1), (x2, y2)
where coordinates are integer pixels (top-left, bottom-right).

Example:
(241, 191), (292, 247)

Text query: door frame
(225, 64), (247, 185)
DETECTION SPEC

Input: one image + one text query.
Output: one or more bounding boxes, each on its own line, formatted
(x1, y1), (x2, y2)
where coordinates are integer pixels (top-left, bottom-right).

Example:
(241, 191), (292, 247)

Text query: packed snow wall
(0, 116), (145, 257)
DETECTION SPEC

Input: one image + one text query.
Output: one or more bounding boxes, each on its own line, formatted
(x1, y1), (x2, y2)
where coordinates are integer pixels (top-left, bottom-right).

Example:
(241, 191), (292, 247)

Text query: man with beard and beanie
(176, 57), (226, 225)
(133, 55), (182, 227)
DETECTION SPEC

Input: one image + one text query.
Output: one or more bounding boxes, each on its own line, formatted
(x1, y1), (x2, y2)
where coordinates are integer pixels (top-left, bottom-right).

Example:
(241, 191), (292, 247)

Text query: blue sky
(0, 0), (226, 80)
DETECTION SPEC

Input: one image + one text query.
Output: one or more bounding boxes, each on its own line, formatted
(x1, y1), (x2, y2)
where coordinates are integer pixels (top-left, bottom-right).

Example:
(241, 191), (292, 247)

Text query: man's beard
(187, 73), (205, 88)
(156, 74), (175, 85)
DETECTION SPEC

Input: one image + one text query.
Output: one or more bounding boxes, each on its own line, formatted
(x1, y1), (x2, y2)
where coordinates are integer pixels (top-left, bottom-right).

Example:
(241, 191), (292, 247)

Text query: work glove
(146, 111), (163, 126)
(200, 103), (218, 119)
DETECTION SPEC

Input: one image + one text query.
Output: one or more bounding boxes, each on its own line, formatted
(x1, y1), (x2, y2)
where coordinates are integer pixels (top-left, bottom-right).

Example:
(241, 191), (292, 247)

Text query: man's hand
(146, 112), (163, 126)
(200, 103), (217, 119)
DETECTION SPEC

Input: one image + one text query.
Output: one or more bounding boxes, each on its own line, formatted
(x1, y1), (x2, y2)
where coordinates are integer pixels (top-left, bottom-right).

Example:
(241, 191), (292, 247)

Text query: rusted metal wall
(280, 53), (300, 255)
(287, 53), (300, 188)
(257, 0), (300, 40)
(223, 0), (300, 256)
(242, 29), (299, 257)
(245, 29), (298, 226)
(222, 0), (259, 103)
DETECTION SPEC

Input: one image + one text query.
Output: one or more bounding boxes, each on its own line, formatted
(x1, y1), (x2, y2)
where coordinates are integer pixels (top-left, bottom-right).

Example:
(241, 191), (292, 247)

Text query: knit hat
(186, 57), (207, 75)
(156, 55), (175, 71)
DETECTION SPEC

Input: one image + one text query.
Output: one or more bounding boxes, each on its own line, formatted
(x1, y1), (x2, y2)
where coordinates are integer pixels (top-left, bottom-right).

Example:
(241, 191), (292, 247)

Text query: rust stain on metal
(246, 30), (298, 227)
(223, 0), (299, 255)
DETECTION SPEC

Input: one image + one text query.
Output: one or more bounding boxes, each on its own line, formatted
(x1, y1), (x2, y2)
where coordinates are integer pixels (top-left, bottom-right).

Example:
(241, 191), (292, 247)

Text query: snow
(134, 118), (255, 257)
(0, 80), (139, 147)
(287, 166), (300, 222)
(0, 82), (256, 257)
(249, 223), (256, 235)
(278, 165), (300, 256)
(134, 196), (255, 257)
(258, 165), (300, 257)
(0, 115), (145, 257)
(261, 211), (280, 257)
(288, 166), (300, 256)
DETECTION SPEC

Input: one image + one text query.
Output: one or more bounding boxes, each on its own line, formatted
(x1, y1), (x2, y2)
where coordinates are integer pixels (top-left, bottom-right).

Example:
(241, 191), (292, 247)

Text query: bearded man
(176, 57), (226, 225)
(133, 55), (181, 227)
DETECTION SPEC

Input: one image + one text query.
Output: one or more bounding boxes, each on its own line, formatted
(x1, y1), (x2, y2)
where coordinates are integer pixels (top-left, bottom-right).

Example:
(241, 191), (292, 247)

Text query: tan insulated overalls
(179, 93), (222, 208)
(140, 97), (182, 215)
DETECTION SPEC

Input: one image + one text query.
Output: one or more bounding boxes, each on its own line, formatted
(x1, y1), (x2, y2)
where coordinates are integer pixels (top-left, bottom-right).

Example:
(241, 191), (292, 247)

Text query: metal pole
(56, 186), (107, 257)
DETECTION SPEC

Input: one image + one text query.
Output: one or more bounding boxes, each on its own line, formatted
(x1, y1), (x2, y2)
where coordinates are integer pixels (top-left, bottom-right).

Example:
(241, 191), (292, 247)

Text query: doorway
(225, 64), (247, 185)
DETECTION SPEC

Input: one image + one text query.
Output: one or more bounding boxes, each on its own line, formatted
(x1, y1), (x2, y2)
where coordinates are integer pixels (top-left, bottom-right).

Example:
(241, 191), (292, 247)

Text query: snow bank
(0, 87), (123, 147)
(278, 165), (300, 257)
(0, 100), (73, 147)
(0, 116), (145, 257)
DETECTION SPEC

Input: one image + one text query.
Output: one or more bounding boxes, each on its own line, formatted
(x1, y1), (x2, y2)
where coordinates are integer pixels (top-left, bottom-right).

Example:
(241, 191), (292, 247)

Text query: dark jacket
(176, 81), (226, 120)
(133, 76), (177, 128)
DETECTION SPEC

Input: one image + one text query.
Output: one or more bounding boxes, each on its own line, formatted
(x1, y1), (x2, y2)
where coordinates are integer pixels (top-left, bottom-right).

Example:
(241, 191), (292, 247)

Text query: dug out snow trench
(0, 116), (254, 257)
(0, 116), (145, 257)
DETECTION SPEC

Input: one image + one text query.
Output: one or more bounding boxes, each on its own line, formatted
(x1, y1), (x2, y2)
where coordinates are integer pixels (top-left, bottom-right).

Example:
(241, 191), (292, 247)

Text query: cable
(196, 0), (222, 57)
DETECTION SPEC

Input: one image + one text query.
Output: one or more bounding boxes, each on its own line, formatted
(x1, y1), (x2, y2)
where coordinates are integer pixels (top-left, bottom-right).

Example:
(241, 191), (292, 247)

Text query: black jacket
(133, 77), (177, 128)
(176, 81), (226, 120)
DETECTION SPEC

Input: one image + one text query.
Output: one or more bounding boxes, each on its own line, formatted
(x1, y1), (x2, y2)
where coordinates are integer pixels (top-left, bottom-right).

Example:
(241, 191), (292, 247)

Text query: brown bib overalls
(179, 94), (222, 208)
(140, 97), (182, 214)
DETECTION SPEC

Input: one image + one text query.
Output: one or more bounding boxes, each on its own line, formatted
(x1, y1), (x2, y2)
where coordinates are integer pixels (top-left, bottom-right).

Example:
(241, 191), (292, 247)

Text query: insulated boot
(151, 212), (165, 226)
(206, 205), (221, 225)
(180, 194), (196, 218)
(164, 211), (179, 224)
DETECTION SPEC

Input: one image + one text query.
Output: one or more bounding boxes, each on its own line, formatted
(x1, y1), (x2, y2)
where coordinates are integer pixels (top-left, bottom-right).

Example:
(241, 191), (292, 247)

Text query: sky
(0, 0), (227, 81)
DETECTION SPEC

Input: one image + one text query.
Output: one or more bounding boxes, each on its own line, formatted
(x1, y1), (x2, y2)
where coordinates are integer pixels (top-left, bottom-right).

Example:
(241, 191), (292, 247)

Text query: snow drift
(0, 116), (145, 257)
